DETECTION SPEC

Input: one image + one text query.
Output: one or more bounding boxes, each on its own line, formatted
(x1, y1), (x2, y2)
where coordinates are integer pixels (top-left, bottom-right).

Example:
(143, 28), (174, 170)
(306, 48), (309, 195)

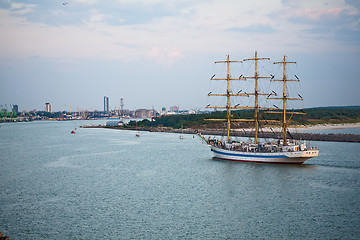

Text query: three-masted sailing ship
(200, 51), (319, 164)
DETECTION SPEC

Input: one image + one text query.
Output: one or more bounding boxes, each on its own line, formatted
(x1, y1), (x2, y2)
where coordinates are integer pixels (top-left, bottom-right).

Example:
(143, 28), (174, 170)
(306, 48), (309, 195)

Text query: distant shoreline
(81, 122), (360, 132)
(202, 122), (360, 133)
(81, 122), (360, 143)
(236, 123), (360, 133)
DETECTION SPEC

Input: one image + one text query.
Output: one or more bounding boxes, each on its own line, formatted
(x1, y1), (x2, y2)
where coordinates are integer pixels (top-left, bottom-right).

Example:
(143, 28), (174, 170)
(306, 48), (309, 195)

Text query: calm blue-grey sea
(0, 121), (359, 239)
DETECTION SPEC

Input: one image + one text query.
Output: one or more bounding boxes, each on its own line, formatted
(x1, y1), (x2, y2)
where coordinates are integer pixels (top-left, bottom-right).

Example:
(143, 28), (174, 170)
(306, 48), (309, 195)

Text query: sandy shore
(265, 123), (360, 132)
(288, 123), (360, 131)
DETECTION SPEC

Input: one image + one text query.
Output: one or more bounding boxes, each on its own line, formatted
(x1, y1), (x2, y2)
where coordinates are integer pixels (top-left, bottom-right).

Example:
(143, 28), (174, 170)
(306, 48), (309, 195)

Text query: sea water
(0, 121), (359, 239)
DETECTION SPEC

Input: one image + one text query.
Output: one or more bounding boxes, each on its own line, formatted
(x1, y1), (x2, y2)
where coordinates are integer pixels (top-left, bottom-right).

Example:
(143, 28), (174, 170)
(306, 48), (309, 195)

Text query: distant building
(166, 111), (177, 115)
(122, 109), (133, 117)
(134, 109), (157, 118)
(104, 96), (109, 114)
(170, 106), (179, 112)
(120, 98), (124, 117)
(13, 104), (18, 113)
(45, 103), (52, 113)
(160, 107), (167, 116)
(106, 120), (123, 127)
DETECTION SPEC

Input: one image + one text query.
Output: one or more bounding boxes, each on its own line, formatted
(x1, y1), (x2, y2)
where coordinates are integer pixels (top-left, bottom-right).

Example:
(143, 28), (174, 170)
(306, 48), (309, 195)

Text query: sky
(0, 0), (359, 112)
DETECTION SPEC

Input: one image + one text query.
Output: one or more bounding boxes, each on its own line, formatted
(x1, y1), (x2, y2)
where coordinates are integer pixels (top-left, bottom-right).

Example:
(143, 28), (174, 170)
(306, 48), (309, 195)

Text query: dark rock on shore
(0, 231), (14, 240)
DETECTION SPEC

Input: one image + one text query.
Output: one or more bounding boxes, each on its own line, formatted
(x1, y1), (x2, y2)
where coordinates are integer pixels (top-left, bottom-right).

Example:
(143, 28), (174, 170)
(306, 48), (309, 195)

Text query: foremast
(267, 55), (305, 145)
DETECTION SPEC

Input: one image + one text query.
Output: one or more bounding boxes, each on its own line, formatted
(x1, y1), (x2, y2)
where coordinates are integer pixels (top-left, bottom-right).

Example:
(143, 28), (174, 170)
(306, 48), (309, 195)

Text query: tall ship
(198, 51), (319, 164)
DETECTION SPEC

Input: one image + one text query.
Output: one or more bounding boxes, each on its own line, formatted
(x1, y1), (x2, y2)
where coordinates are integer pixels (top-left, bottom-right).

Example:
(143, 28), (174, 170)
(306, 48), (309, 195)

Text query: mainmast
(268, 55), (305, 145)
(243, 51), (272, 143)
(206, 55), (246, 142)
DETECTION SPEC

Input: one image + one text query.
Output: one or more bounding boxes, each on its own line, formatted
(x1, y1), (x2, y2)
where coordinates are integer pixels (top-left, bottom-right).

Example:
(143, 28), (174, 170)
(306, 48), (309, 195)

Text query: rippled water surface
(0, 121), (359, 239)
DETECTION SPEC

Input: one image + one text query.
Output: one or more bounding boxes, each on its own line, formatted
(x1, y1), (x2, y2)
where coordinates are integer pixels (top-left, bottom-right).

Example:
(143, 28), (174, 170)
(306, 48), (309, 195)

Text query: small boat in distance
(179, 124), (184, 139)
(71, 125), (77, 134)
(135, 121), (140, 137)
(198, 52), (319, 164)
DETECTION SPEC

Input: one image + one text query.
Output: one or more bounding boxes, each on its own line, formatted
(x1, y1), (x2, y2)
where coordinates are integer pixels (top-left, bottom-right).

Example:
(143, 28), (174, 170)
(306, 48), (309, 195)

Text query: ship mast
(268, 55), (305, 145)
(206, 52), (279, 143)
(206, 55), (246, 142)
(243, 51), (272, 143)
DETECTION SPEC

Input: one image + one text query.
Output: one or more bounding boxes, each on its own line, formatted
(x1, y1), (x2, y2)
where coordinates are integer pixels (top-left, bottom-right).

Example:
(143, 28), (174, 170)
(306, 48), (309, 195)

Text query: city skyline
(0, 99), (197, 113)
(0, 0), (359, 112)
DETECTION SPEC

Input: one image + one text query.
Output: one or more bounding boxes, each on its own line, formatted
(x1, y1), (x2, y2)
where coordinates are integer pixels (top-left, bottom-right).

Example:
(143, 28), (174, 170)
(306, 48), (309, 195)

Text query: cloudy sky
(0, 0), (359, 112)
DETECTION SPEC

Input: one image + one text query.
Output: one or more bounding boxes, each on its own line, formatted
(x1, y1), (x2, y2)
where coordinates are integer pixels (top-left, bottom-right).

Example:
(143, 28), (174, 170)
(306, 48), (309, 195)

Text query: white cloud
(276, 0), (358, 21)
(285, 0), (345, 9)
(146, 47), (184, 64)
(183, 0), (282, 30)
(115, 0), (180, 5)
(0, 0), (358, 64)
(9, 2), (36, 15)
(11, 3), (25, 9)
(0, 0), (359, 111)
(87, 9), (105, 22)
(296, 8), (343, 20)
(73, 0), (98, 4)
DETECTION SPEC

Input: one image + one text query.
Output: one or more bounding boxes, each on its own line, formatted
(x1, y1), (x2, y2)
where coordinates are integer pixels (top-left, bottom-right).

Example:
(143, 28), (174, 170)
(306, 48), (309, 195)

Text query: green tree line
(0, 110), (17, 118)
(129, 107), (360, 129)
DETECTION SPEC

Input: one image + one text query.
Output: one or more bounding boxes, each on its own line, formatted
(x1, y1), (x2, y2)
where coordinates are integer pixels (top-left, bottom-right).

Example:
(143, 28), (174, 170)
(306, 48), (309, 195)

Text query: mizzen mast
(267, 55), (305, 145)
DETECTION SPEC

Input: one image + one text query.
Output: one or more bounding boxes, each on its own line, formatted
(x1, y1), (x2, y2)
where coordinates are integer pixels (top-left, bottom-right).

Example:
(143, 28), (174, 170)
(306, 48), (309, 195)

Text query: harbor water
(0, 121), (359, 239)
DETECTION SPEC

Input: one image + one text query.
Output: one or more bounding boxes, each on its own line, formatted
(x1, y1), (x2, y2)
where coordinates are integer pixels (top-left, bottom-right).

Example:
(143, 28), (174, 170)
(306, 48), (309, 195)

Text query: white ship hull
(210, 145), (319, 164)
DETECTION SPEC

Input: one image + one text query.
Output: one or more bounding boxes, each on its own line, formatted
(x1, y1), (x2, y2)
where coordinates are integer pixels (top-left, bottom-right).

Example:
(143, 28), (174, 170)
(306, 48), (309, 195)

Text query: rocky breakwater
(0, 232), (14, 240)
(81, 125), (360, 143)
(132, 126), (360, 143)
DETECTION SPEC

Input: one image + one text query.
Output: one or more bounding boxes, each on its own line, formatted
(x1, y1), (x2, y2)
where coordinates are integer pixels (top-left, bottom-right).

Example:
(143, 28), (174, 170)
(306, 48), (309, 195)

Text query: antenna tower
(120, 98), (124, 117)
